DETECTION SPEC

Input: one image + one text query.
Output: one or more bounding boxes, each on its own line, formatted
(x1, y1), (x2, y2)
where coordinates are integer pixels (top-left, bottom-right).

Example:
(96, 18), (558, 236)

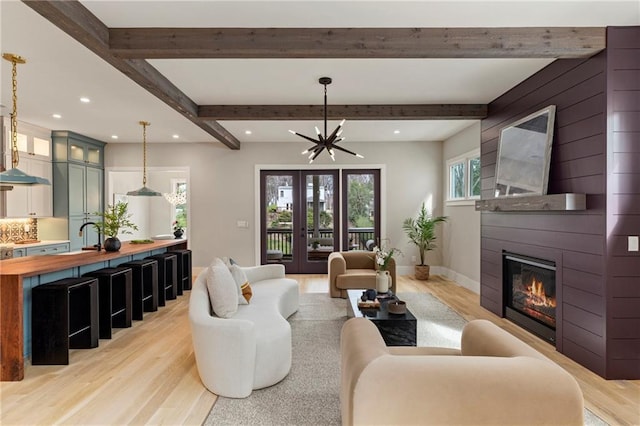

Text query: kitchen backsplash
(0, 218), (38, 243)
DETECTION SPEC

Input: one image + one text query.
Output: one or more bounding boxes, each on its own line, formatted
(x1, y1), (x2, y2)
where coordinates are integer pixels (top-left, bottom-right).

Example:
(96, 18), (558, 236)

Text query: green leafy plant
(94, 202), (138, 238)
(402, 203), (447, 266)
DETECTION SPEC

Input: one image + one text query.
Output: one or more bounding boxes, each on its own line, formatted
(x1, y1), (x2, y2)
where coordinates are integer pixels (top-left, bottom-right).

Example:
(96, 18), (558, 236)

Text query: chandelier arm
(325, 120), (345, 144)
(330, 144), (359, 157)
(310, 146), (325, 161)
(292, 131), (321, 144)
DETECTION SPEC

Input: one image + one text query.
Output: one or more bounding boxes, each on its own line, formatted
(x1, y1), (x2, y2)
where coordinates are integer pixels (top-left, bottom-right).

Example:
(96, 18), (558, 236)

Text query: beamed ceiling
(1, 1), (638, 148)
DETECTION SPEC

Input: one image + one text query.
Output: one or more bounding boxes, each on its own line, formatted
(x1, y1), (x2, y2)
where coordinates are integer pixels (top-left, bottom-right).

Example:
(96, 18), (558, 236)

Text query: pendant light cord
(140, 121), (150, 185)
(323, 83), (328, 141)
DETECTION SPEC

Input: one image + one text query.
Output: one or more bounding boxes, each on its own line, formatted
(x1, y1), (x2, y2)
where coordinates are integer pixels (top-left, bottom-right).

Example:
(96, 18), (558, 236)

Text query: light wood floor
(1, 274), (638, 425)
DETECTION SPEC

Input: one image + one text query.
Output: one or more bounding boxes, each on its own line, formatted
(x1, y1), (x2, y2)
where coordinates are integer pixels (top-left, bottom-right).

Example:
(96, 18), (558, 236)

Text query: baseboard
(399, 265), (479, 294)
(433, 267), (480, 294)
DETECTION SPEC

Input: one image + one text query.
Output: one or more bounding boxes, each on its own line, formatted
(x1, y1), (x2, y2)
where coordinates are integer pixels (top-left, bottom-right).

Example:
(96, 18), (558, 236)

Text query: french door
(260, 170), (339, 274)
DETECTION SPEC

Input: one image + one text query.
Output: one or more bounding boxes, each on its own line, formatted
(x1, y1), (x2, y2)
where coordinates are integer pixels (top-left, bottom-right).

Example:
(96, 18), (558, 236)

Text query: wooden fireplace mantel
(475, 193), (586, 212)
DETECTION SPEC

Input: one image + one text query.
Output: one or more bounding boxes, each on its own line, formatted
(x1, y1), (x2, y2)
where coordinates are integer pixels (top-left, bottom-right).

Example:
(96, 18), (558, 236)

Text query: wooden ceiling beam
(22, 0), (241, 149)
(110, 27), (606, 59)
(199, 104), (487, 120)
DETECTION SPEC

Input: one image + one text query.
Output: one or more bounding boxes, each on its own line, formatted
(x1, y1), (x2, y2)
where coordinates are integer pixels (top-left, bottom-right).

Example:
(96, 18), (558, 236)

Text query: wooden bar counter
(0, 239), (187, 381)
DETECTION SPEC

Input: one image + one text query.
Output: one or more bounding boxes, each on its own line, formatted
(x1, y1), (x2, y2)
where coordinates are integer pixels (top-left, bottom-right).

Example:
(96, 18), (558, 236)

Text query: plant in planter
(93, 202), (138, 252)
(402, 203), (447, 280)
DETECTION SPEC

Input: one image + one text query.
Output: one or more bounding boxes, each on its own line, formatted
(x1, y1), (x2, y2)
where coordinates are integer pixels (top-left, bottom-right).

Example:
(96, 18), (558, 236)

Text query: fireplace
(503, 252), (556, 343)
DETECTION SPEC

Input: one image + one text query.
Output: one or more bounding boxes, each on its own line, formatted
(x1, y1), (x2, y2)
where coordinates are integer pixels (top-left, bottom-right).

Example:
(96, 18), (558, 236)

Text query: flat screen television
(494, 105), (556, 197)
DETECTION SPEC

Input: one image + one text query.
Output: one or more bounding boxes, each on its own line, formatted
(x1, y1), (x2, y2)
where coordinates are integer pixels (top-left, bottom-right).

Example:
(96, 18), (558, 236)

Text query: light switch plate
(236, 220), (249, 228)
(629, 236), (639, 252)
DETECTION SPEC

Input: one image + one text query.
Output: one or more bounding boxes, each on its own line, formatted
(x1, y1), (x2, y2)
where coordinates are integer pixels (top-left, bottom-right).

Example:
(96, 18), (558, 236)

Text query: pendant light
(127, 121), (161, 196)
(0, 53), (51, 186)
(289, 77), (363, 163)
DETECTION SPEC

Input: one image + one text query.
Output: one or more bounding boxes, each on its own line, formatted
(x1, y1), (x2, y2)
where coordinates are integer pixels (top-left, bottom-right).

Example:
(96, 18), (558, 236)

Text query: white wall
(105, 140), (444, 269)
(441, 122), (481, 293)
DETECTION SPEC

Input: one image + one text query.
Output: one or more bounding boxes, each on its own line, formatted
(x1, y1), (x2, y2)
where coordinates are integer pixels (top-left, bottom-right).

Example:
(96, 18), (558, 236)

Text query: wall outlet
(629, 236), (639, 252)
(236, 220), (249, 228)
(411, 255), (417, 263)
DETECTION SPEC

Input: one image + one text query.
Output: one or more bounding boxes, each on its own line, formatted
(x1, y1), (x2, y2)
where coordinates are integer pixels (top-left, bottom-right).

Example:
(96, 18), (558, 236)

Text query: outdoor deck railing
(266, 228), (374, 256)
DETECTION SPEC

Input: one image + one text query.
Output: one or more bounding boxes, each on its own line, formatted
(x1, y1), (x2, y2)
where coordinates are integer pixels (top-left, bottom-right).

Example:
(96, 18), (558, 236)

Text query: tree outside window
(447, 149), (481, 202)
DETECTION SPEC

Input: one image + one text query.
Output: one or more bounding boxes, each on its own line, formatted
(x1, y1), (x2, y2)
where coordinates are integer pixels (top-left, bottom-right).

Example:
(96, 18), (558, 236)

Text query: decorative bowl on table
(387, 300), (406, 314)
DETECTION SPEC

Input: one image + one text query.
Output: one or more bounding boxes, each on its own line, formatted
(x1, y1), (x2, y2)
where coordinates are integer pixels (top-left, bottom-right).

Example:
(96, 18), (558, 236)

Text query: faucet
(79, 222), (102, 252)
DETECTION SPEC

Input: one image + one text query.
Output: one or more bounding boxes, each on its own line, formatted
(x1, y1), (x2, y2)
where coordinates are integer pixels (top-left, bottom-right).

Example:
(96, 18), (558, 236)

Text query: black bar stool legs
(121, 259), (159, 319)
(32, 277), (99, 365)
(83, 267), (133, 339)
(146, 253), (178, 305)
(167, 249), (192, 293)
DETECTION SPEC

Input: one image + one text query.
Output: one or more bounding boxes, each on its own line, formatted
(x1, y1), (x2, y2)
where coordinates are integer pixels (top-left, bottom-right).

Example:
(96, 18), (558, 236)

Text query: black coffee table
(346, 289), (417, 346)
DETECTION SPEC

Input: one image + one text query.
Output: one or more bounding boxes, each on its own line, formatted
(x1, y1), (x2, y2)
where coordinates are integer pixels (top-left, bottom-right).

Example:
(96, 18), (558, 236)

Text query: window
(169, 178), (187, 231)
(447, 149), (480, 204)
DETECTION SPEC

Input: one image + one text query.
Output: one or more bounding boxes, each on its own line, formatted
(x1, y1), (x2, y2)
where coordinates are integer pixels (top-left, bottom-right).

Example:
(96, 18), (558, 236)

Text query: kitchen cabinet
(0, 118), (53, 218)
(51, 131), (105, 251)
(1, 155), (53, 217)
(2, 117), (52, 161)
(25, 242), (70, 256)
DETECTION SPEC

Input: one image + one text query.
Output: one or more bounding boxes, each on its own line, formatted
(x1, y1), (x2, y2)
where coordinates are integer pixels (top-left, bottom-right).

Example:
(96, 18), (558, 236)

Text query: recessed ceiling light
(394, 130), (400, 134)
(245, 130), (252, 135)
(80, 97), (90, 103)
(172, 134), (180, 139)
(111, 135), (119, 140)
(52, 114), (62, 119)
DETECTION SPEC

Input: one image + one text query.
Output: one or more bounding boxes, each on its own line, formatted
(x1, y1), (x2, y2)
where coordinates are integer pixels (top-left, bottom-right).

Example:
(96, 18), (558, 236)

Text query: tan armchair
(328, 251), (396, 298)
(341, 317), (584, 426)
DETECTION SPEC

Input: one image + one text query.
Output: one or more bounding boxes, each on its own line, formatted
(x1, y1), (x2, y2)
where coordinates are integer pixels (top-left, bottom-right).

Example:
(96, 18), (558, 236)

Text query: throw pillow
(206, 258), (238, 318)
(229, 264), (253, 304)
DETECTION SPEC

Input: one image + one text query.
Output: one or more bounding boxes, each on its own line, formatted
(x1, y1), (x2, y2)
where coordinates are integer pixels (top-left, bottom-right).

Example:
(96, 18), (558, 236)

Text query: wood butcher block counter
(0, 239), (187, 381)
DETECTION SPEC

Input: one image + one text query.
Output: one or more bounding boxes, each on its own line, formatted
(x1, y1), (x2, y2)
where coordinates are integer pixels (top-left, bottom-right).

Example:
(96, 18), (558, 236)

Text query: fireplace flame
(527, 278), (556, 308)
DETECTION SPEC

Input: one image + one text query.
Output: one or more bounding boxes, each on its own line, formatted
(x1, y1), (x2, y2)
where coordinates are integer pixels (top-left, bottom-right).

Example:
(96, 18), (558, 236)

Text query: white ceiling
(1, 1), (639, 147)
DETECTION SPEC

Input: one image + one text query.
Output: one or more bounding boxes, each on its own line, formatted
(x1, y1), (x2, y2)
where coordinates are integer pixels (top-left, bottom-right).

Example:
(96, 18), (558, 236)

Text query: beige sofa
(328, 251), (396, 298)
(341, 317), (584, 426)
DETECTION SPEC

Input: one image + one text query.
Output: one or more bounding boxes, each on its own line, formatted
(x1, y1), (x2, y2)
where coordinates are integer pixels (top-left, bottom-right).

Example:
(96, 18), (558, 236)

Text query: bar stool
(167, 249), (192, 293)
(32, 276), (99, 365)
(120, 259), (158, 319)
(145, 253), (178, 305)
(83, 267), (133, 339)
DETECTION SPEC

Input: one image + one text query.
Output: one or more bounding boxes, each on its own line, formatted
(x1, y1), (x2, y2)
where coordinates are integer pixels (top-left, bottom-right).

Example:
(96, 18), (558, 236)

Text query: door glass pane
(305, 174), (334, 262)
(346, 173), (375, 250)
(265, 174), (293, 263)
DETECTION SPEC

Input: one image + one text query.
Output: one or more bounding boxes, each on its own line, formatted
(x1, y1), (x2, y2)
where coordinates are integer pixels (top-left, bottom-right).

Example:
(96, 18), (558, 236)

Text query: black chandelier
(289, 77), (363, 163)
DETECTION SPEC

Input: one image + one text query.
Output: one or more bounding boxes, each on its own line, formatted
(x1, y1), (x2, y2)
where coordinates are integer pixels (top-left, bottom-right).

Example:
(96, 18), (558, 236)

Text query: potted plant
(93, 202), (138, 252)
(402, 203), (447, 280)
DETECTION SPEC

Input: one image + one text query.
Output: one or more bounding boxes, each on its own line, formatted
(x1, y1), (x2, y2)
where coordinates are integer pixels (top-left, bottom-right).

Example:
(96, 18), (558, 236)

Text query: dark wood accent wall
(605, 26), (640, 379)
(480, 27), (640, 379)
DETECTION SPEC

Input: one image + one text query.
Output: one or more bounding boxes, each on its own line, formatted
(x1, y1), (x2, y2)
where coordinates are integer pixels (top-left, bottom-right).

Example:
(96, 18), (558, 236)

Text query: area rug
(204, 292), (607, 426)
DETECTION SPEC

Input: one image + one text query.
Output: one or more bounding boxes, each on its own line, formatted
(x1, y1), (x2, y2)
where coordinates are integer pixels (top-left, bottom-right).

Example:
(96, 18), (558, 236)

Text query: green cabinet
(51, 131), (105, 251)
